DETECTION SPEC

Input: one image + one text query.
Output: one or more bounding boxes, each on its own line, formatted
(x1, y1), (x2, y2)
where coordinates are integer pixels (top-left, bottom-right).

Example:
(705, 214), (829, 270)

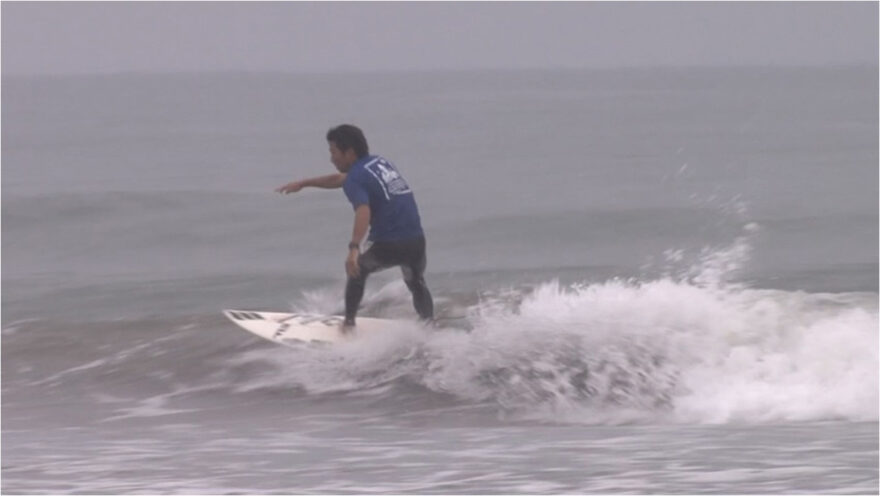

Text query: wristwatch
(348, 242), (360, 251)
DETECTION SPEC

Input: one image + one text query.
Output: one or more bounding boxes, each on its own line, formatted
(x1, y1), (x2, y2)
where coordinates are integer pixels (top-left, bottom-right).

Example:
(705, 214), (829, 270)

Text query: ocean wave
(215, 273), (878, 425)
(5, 237), (877, 426)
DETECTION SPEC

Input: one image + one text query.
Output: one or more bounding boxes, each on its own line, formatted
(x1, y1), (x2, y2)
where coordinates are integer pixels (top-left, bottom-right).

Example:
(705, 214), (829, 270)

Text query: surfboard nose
(223, 310), (265, 321)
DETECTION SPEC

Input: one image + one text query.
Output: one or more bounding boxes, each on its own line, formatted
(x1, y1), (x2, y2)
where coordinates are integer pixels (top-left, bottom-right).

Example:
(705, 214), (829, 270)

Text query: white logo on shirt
(365, 158), (411, 198)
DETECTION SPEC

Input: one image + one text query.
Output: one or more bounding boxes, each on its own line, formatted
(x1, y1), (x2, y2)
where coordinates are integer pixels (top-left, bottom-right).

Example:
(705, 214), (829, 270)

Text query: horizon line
(3, 62), (878, 78)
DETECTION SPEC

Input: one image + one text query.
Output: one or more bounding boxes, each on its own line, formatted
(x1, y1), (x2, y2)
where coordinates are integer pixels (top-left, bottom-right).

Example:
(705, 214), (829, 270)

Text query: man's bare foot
(340, 319), (356, 334)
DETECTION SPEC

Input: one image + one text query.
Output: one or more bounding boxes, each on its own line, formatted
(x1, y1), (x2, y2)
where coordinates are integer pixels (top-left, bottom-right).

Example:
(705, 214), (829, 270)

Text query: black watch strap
(348, 242), (360, 250)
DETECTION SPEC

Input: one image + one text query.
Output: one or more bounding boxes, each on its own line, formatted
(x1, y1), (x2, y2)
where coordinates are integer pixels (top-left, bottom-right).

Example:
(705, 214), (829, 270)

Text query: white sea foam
(470, 278), (876, 423)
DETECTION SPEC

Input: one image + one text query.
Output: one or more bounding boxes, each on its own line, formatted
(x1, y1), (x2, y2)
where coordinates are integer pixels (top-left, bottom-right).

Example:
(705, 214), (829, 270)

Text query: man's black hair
(327, 124), (369, 158)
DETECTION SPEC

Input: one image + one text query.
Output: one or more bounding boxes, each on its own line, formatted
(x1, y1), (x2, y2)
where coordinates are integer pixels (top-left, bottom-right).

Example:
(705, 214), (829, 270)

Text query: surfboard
(222, 309), (416, 346)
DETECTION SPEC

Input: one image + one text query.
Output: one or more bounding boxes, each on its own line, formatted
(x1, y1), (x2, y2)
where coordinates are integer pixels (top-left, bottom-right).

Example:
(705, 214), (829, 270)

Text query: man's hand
(275, 181), (304, 194)
(345, 247), (360, 278)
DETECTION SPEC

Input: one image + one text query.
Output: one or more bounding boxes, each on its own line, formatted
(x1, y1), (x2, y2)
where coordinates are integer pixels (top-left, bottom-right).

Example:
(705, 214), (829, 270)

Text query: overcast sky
(2, 2), (877, 75)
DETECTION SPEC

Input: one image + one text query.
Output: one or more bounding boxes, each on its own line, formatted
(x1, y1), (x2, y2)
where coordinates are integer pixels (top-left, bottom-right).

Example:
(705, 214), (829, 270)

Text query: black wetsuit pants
(345, 236), (434, 324)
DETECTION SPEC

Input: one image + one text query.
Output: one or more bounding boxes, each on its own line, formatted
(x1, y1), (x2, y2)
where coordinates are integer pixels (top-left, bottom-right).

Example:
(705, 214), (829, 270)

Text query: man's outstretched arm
(276, 173), (346, 194)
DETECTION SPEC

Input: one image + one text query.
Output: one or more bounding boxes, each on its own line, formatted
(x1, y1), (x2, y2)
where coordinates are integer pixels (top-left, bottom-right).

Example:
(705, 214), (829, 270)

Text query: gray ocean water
(2, 67), (878, 494)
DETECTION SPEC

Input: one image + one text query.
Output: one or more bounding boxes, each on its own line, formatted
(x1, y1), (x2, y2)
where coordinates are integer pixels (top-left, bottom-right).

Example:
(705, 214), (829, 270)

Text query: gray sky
(2, 2), (877, 75)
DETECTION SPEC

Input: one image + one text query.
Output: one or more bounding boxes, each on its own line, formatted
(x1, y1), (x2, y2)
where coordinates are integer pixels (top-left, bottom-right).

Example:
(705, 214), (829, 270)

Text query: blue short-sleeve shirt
(342, 155), (424, 242)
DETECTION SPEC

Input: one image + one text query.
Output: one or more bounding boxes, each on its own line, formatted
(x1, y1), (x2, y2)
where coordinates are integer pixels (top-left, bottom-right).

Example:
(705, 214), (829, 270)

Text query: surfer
(276, 124), (434, 330)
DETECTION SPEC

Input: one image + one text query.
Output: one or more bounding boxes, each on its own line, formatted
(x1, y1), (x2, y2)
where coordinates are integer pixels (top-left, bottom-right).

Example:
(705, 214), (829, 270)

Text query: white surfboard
(223, 309), (416, 346)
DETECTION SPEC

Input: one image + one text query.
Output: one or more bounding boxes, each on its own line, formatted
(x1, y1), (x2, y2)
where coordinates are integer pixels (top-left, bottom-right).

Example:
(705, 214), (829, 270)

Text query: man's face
(329, 141), (357, 172)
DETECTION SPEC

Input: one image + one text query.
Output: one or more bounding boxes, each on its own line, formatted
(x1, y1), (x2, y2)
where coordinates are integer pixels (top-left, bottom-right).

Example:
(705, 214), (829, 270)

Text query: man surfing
(276, 125), (434, 331)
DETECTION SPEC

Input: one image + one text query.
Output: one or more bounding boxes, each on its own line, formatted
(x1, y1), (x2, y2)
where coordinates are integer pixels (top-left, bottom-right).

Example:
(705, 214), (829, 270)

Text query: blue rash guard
(342, 155), (424, 242)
